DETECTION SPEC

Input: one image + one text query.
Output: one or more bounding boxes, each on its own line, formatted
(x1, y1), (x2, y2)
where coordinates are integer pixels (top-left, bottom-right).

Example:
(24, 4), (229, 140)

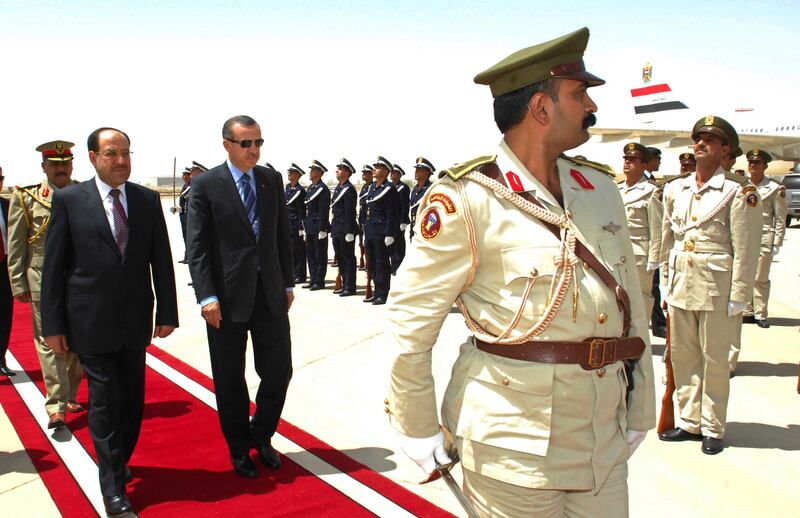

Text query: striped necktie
(239, 173), (259, 237)
(109, 189), (128, 255)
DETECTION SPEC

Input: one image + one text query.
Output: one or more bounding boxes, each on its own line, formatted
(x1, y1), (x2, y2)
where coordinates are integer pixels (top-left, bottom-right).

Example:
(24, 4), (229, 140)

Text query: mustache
(582, 113), (597, 129)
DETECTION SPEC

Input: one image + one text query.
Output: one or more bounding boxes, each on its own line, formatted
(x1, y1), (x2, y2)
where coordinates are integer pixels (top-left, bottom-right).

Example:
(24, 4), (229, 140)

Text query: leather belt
(475, 336), (646, 371)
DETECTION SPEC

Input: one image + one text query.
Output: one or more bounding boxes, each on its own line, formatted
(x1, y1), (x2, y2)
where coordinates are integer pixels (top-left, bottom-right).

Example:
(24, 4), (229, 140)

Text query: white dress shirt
(94, 176), (128, 235)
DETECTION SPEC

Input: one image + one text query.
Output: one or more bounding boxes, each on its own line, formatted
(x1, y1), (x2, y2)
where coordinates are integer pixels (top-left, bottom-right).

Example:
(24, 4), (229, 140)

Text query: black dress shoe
(702, 437), (723, 455)
(742, 315), (756, 324)
(332, 288), (343, 294)
(178, 259), (188, 264)
(302, 283), (312, 289)
(124, 464), (132, 483)
(652, 326), (667, 339)
(231, 456), (258, 478)
(339, 290), (355, 297)
(0, 365), (16, 377)
(294, 277), (306, 284)
(103, 494), (133, 516)
(756, 319), (770, 328)
(255, 443), (281, 470)
(309, 284), (324, 291)
(372, 298), (386, 305)
(363, 296), (375, 303)
(658, 427), (703, 442)
(729, 371), (736, 379)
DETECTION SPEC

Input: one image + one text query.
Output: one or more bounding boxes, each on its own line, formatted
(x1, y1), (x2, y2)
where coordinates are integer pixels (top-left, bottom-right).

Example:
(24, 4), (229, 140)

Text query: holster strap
(476, 336), (646, 370)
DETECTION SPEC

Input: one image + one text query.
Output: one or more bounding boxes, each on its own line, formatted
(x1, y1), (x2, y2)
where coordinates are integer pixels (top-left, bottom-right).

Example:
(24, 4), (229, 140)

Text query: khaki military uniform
(743, 177), (786, 320)
(7, 179), (82, 414)
(660, 169), (760, 438)
(386, 142), (654, 511)
(617, 177), (663, 316)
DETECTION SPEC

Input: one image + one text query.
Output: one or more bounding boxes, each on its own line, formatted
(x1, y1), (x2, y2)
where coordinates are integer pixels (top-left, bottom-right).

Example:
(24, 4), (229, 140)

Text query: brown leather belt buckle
(588, 338), (616, 369)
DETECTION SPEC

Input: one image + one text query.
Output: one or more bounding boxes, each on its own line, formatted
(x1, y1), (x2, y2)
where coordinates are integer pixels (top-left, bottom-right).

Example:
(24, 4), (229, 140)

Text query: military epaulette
(768, 177), (783, 185)
(723, 171), (748, 185)
(662, 172), (692, 185)
(13, 184), (51, 209)
(439, 154), (497, 181)
(561, 154), (615, 178)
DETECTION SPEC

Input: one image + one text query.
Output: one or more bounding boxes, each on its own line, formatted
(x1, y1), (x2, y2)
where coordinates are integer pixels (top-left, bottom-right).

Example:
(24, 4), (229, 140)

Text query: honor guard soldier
(331, 158), (358, 296)
(720, 147), (746, 373)
(618, 143), (663, 319)
(679, 152), (696, 174)
(658, 116), (761, 455)
(303, 160), (330, 290)
(741, 149), (786, 329)
(364, 156), (398, 305)
(645, 147), (661, 181)
(285, 163), (308, 283)
(645, 146), (667, 337)
(390, 164), (410, 274)
(7, 140), (84, 428)
(177, 161), (208, 264)
(386, 28), (654, 516)
(409, 157), (434, 241)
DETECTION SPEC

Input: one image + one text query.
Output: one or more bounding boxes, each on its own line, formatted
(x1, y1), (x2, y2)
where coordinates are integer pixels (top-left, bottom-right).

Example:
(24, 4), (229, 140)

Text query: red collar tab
(570, 169), (595, 190)
(505, 171), (524, 192)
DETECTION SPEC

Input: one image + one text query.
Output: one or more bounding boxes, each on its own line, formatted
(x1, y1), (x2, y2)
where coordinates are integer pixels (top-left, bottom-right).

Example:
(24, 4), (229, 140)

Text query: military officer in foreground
(618, 143), (663, 318)
(658, 116), (761, 455)
(741, 149), (786, 329)
(285, 163), (307, 283)
(390, 164), (410, 274)
(679, 152), (696, 174)
(408, 157), (434, 241)
(7, 140), (83, 428)
(330, 158), (358, 296)
(386, 28), (654, 516)
(303, 160), (330, 290)
(363, 156), (398, 305)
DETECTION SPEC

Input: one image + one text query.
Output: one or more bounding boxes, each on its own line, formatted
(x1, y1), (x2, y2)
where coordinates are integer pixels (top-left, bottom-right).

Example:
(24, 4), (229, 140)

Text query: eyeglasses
(98, 150), (133, 159)
(225, 138), (264, 148)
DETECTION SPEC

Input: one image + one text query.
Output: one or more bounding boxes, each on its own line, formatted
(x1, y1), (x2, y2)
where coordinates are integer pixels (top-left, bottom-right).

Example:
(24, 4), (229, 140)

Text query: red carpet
(0, 302), (452, 517)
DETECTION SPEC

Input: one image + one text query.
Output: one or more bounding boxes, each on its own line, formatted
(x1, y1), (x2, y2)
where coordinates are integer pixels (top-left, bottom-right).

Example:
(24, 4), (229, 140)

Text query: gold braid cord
(670, 185), (737, 234)
(13, 188), (50, 244)
(455, 171), (579, 345)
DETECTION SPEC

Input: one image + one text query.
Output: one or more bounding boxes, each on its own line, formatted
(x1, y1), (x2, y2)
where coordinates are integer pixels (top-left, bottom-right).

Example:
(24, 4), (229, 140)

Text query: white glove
(345, 233), (355, 243)
(626, 430), (647, 456)
(659, 285), (669, 306)
(384, 236), (395, 246)
(400, 223), (408, 232)
(728, 300), (747, 317)
(169, 206), (178, 214)
(398, 431), (454, 474)
(646, 262), (658, 272)
(299, 229), (305, 237)
(318, 231), (327, 240)
(772, 245), (780, 256)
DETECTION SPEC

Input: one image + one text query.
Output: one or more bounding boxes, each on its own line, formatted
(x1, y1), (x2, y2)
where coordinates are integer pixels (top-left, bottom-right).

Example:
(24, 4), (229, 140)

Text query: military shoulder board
(439, 154), (497, 181)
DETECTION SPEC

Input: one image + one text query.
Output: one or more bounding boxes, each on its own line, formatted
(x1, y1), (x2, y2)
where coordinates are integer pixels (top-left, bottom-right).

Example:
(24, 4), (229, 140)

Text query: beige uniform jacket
(617, 176), (663, 265)
(755, 177), (786, 249)
(660, 169), (761, 310)
(7, 179), (68, 302)
(387, 142), (655, 491)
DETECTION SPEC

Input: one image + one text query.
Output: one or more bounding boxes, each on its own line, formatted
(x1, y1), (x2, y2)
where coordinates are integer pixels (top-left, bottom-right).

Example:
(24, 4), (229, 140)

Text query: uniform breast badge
(429, 193), (457, 214)
(746, 192), (758, 207)
(420, 207), (442, 240)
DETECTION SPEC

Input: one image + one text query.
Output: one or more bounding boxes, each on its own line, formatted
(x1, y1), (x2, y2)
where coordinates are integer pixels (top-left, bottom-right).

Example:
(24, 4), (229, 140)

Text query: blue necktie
(239, 174), (259, 237)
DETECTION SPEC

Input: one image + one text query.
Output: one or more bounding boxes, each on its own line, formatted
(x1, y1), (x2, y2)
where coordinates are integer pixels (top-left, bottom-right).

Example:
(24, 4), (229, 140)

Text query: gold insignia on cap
(55, 141), (64, 153)
(705, 115), (715, 125)
(626, 143), (635, 150)
(753, 149), (760, 155)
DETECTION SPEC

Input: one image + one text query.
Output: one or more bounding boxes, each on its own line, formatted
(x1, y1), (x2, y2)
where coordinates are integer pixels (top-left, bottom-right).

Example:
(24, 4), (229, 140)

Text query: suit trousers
(0, 259), (12, 367)
(669, 306), (732, 439)
(79, 347), (146, 496)
(365, 238), (391, 299)
(306, 235), (328, 286)
(390, 228), (406, 274)
(462, 461), (629, 518)
(206, 279), (292, 458)
(332, 237), (356, 292)
(32, 300), (82, 414)
(292, 232), (307, 282)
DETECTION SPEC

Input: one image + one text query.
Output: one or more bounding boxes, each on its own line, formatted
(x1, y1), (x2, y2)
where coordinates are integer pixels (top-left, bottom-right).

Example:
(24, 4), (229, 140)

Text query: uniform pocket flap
(500, 246), (558, 285)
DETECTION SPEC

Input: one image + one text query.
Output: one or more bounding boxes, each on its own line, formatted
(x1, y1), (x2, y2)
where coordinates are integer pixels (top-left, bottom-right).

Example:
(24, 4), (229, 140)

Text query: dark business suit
(187, 162), (294, 459)
(0, 197), (12, 370)
(41, 179), (177, 496)
(330, 180), (357, 293)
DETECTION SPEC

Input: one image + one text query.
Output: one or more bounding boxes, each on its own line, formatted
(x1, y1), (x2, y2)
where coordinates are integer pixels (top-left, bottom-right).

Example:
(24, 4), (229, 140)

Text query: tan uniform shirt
(755, 177), (786, 249)
(387, 142), (655, 491)
(660, 169), (761, 310)
(617, 176), (663, 265)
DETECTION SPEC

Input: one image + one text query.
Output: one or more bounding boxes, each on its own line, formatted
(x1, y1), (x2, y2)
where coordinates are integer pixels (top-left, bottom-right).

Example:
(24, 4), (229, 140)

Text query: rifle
(358, 231), (366, 270)
(364, 252), (373, 299)
(334, 272), (342, 292)
(657, 311), (675, 433)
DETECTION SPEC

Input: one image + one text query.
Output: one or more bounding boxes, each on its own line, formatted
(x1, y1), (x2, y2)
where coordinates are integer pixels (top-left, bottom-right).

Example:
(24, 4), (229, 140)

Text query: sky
(0, 0), (798, 187)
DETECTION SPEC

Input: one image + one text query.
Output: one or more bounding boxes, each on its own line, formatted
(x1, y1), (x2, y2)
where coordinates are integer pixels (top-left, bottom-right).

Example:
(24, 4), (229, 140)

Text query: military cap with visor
(36, 140), (74, 162)
(337, 158), (356, 174)
(646, 146), (662, 158)
(414, 157), (435, 173)
(679, 153), (696, 164)
(691, 115), (739, 149)
(309, 160), (328, 173)
(473, 27), (605, 98)
(623, 142), (653, 162)
(746, 149), (772, 163)
(373, 156), (392, 170)
(392, 164), (406, 176)
(287, 162), (306, 175)
(191, 160), (209, 172)
(361, 164), (374, 173)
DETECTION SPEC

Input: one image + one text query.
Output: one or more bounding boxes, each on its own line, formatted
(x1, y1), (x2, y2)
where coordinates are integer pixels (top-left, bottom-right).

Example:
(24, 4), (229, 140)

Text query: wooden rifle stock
(334, 273), (342, 291)
(358, 232), (366, 270)
(364, 253), (373, 299)
(657, 311), (676, 433)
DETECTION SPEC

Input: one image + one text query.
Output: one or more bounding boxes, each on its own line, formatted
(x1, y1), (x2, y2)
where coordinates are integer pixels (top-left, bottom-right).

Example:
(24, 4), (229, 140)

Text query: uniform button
(691, 216), (697, 221)
(598, 313), (608, 324)
(566, 210), (573, 219)
(583, 261), (590, 269)
(384, 398), (389, 405)
(687, 258), (694, 266)
(621, 256), (627, 263)
(501, 378), (510, 386)
(694, 194), (702, 201)
(384, 407), (391, 414)
(596, 367), (606, 377)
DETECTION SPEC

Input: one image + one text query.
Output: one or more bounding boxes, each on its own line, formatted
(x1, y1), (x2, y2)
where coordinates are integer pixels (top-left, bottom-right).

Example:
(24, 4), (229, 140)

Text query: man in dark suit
(0, 168), (15, 377)
(187, 115), (294, 479)
(41, 127), (178, 517)
(330, 158), (358, 297)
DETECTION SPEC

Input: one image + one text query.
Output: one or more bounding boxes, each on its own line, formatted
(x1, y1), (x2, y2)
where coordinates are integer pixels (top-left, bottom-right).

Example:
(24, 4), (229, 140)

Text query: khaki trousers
(668, 306), (732, 439)
(750, 250), (773, 320)
(31, 301), (82, 414)
(636, 265), (654, 319)
(728, 315), (743, 372)
(462, 461), (629, 518)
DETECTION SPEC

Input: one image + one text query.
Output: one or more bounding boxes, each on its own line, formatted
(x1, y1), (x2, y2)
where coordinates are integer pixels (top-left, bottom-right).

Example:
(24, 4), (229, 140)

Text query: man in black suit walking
(41, 127), (178, 517)
(187, 115), (294, 479)
(0, 168), (15, 377)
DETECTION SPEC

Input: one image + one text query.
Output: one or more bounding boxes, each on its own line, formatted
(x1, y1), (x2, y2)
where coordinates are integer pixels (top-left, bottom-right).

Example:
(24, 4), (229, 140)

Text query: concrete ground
(1, 198), (798, 517)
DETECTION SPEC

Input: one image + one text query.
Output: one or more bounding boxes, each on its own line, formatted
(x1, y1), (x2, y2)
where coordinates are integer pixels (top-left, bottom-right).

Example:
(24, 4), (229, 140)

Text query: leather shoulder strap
(478, 163), (632, 336)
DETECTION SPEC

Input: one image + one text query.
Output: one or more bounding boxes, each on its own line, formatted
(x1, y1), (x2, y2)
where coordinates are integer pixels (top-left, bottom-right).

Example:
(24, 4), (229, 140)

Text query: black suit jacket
(187, 163), (294, 322)
(41, 180), (178, 354)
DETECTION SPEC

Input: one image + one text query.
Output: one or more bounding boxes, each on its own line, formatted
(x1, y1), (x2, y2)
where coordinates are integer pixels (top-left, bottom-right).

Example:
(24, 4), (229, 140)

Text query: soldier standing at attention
(658, 116), (761, 455)
(363, 156), (398, 305)
(618, 143), (662, 319)
(330, 158), (358, 297)
(303, 160), (330, 291)
(357, 164), (374, 271)
(285, 163), (307, 283)
(175, 168), (191, 262)
(386, 28), (654, 515)
(645, 146), (666, 338)
(7, 140), (84, 428)
(408, 157), (434, 242)
(741, 149), (786, 329)
(389, 164), (410, 274)
(679, 152), (696, 174)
